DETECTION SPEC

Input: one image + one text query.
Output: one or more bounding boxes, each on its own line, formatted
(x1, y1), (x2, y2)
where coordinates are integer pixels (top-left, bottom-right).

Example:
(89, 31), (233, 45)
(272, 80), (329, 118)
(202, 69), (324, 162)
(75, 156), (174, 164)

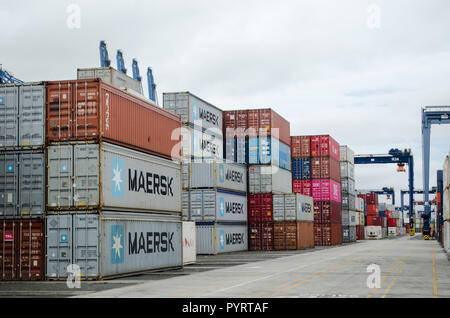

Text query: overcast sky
(2, 0), (449, 210)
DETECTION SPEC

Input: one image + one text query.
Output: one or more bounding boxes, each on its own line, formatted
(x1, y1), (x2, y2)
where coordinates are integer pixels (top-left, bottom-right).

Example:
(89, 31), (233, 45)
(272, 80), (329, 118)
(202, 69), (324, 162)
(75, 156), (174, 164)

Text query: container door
(46, 214), (72, 279)
(236, 136), (246, 164)
(189, 190), (203, 221)
(196, 224), (216, 254)
(0, 220), (16, 280)
(249, 166), (261, 193)
(248, 138), (259, 164)
(18, 84), (45, 147)
(182, 163), (189, 189)
(272, 195), (285, 221)
(17, 219), (45, 280)
(18, 152), (45, 217)
(0, 153), (18, 217)
(73, 214), (99, 279)
(182, 191), (190, 221)
(0, 86), (19, 147)
(284, 194), (297, 221)
(203, 190), (217, 221)
(73, 143), (99, 207)
(260, 137), (271, 165)
(47, 144), (73, 208)
(72, 81), (100, 140)
(46, 82), (72, 140)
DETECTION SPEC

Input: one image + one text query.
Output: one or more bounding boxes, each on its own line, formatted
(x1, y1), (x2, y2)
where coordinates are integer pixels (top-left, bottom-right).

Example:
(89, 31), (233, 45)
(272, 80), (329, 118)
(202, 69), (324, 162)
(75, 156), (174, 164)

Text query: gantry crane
(0, 65), (23, 84)
(421, 106), (450, 239)
(356, 187), (395, 204)
(354, 149), (415, 235)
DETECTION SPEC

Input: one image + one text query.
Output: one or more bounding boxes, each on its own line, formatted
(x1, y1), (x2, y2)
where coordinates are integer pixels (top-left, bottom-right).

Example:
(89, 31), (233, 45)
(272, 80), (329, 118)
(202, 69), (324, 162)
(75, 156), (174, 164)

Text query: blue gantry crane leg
(400, 188), (436, 227)
(422, 106), (450, 238)
(354, 149), (415, 235)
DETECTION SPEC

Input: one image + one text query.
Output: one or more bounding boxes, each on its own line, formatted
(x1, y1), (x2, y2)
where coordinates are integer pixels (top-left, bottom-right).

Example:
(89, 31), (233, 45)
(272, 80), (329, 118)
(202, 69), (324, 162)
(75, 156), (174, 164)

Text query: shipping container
(388, 227), (397, 236)
(292, 158), (312, 180)
(388, 218), (398, 227)
(349, 226), (356, 242)
(182, 221), (196, 265)
(340, 161), (355, 180)
(181, 124), (223, 161)
(366, 204), (379, 216)
(342, 194), (356, 210)
(248, 136), (291, 170)
(248, 221), (274, 251)
(443, 221), (449, 253)
(340, 145), (354, 164)
(290, 136), (311, 158)
(248, 165), (292, 194)
(46, 211), (182, 280)
(223, 110), (248, 136)
(47, 142), (181, 213)
(365, 226), (382, 239)
(355, 197), (364, 212)
(0, 83), (45, 148)
(274, 221), (297, 250)
(367, 216), (383, 226)
(356, 225), (365, 240)
(196, 222), (247, 254)
(342, 225), (350, 242)
(341, 178), (355, 194)
(272, 193), (313, 222)
(297, 221), (314, 249)
(224, 136), (247, 163)
(0, 150), (45, 218)
(77, 67), (143, 95)
(342, 210), (349, 226)
(315, 222), (342, 246)
(242, 109), (291, 146)
(310, 135), (340, 162)
(46, 79), (181, 160)
(248, 194), (273, 222)
(444, 188), (449, 221)
(310, 157), (340, 182)
(311, 179), (341, 202)
(187, 189), (247, 222)
(316, 201), (342, 224)
(0, 218), (45, 280)
(163, 92), (223, 135)
(182, 161), (247, 193)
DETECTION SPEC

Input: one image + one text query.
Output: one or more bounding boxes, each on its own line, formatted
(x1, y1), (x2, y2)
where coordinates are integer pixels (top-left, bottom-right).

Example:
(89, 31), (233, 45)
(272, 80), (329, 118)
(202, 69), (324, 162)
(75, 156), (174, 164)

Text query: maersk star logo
(219, 230), (225, 250)
(192, 101), (199, 120)
(219, 198), (225, 217)
(6, 165), (14, 173)
(218, 164), (224, 183)
(111, 158), (124, 197)
(111, 225), (124, 264)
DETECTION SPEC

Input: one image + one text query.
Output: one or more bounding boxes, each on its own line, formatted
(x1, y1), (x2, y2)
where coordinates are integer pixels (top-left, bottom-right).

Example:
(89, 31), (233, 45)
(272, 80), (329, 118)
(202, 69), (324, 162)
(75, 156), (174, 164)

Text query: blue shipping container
(301, 158), (311, 179)
(248, 137), (291, 170)
(292, 158), (302, 180)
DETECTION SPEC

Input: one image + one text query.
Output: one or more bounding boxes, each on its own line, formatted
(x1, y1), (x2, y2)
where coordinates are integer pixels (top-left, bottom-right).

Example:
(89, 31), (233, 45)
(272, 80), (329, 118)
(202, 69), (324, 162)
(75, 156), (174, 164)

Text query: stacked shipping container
(340, 146), (357, 243)
(359, 192), (384, 239)
(292, 135), (342, 246)
(355, 197), (365, 240)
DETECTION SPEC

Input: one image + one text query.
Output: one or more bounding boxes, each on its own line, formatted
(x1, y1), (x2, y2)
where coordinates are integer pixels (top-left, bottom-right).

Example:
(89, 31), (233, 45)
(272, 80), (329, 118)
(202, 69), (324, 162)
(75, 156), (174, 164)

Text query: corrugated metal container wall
(443, 188), (449, 221)
(248, 165), (292, 194)
(0, 218), (45, 281)
(77, 67), (143, 94)
(316, 223), (342, 246)
(356, 225), (365, 240)
(163, 92), (223, 135)
(342, 210), (349, 226)
(182, 221), (196, 265)
(342, 226), (350, 242)
(340, 162), (355, 180)
(311, 179), (341, 202)
(342, 194), (356, 210)
(311, 157), (340, 182)
(341, 178), (355, 194)
(247, 137), (291, 170)
(248, 194), (273, 222)
(187, 189), (247, 222)
(0, 83), (45, 148)
(0, 150), (45, 218)
(316, 201), (342, 224)
(185, 162), (247, 193)
(443, 155), (449, 189)
(47, 142), (181, 213)
(274, 221), (297, 250)
(443, 221), (449, 253)
(349, 226), (356, 242)
(46, 79), (181, 160)
(311, 135), (340, 162)
(339, 145), (354, 163)
(196, 222), (248, 254)
(46, 212), (182, 280)
(296, 221), (314, 249)
(290, 136), (311, 158)
(365, 226), (382, 239)
(249, 221), (274, 251)
(181, 125), (223, 161)
(297, 194), (314, 222)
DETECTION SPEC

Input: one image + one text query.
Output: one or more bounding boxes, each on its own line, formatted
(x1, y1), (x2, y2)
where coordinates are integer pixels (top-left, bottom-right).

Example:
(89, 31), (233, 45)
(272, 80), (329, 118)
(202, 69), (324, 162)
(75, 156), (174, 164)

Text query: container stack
(45, 78), (184, 280)
(355, 197), (365, 240)
(386, 204), (400, 236)
(292, 135), (342, 246)
(443, 154), (449, 253)
(360, 193), (382, 239)
(340, 146), (357, 243)
(163, 93), (250, 255)
(1, 82), (46, 281)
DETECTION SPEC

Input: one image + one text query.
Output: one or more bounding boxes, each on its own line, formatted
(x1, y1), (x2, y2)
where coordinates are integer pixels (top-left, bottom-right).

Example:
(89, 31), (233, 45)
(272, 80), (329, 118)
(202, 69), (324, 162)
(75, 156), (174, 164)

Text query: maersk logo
(111, 225), (124, 264)
(219, 198), (225, 216)
(219, 230), (225, 250)
(0, 97), (4, 105)
(60, 164), (68, 173)
(6, 164), (14, 173)
(111, 158), (124, 197)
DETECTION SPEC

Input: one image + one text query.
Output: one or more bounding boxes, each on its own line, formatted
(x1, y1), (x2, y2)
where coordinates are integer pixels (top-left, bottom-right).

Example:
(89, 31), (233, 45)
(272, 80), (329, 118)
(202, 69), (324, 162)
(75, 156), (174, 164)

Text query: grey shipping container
(163, 92), (223, 135)
(196, 222), (248, 254)
(188, 189), (247, 222)
(47, 142), (181, 213)
(0, 83), (45, 148)
(248, 165), (292, 194)
(182, 190), (190, 221)
(181, 125), (223, 161)
(349, 226), (356, 242)
(342, 193), (356, 210)
(46, 211), (182, 280)
(340, 162), (354, 180)
(349, 211), (359, 226)
(183, 161), (247, 193)
(342, 210), (350, 226)
(342, 226), (350, 242)
(273, 194), (310, 222)
(0, 150), (45, 218)
(340, 145), (354, 164)
(77, 67), (143, 95)
(297, 194), (314, 222)
(340, 178), (355, 194)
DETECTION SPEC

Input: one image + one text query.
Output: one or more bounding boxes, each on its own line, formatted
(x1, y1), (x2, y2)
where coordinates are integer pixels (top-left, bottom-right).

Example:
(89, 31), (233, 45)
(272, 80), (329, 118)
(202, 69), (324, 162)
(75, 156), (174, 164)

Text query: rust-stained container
(291, 136), (311, 158)
(274, 221), (297, 250)
(249, 221), (274, 251)
(46, 79), (181, 160)
(0, 218), (44, 281)
(311, 157), (340, 182)
(297, 221), (314, 249)
(320, 222), (342, 246)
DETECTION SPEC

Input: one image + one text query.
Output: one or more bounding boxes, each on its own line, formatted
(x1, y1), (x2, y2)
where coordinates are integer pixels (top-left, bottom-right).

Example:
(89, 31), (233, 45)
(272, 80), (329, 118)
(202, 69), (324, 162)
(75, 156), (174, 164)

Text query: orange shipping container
(46, 79), (181, 160)
(297, 221), (314, 249)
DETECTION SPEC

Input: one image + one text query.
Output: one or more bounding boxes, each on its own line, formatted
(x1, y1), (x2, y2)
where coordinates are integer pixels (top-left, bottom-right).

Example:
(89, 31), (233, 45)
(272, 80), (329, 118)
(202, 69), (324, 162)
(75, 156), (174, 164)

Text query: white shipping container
(355, 197), (365, 212)
(47, 142), (181, 213)
(181, 125), (223, 161)
(340, 162), (355, 180)
(443, 155), (449, 189)
(77, 67), (143, 95)
(296, 194), (314, 222)
(340, 145), (354, 164)
(188, 189), (247, 222)
(388, 227), (397, 236)
(444, 188), (449, 221)
(184, 161), (247, 193)
(163, 92), (223, 135)
(349, 211), (359, 226)
(359, 212), (365, 226)
(182, 221), (196, 265)
(248, 165), (292, 194)
(196, 222), (248, 254)
(365, 226), (382, 239)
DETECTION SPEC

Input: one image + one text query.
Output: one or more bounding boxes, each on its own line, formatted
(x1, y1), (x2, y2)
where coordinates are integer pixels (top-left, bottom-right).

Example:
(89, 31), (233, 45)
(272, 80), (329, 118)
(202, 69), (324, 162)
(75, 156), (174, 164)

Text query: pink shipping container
(310, 135), (340, 162)
(312, 179), (341, 202)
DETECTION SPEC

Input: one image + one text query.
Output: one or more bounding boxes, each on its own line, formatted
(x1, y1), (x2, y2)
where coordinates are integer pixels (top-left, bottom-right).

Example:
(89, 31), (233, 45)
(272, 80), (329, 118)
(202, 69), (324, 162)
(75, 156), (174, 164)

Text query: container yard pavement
(72, 235), (450, 298)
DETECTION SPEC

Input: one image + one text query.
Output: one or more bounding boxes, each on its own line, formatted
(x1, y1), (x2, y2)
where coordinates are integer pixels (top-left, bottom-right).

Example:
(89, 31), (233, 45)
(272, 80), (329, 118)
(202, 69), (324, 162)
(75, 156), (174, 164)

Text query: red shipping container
(388, 218), (397, 227)
(247, 109), (259, 137)
(313, 201), (322, 223)
(223, 110), (237, 129)
(319, 135), (340, 162)
(366, 204), (379, 216)
(297, 221), (314, 249)
(367, 216), (382, 226)
(320, 223), (342, 246)
(320, 157), (340, 182)
(300, 136), (311, 158)
(0, 218), (45, 281)
(356, 225), (365, 240)
(311, 157), (321, 179)
(293, 180), (302, 194)
(302, 180), (312, 197)
(365, 193), (379, 205)
(311, 136), (320, 157)
(249, 222), (274, 251)
(274, 221), (297, 250)
(320, 201), (342, 224)
(291, 136), (302, 158)
(248, 194), (273, 222)
(258, 109), (290, 145)
(314, 223), (322, 246)
(46, 79), (181, 160)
